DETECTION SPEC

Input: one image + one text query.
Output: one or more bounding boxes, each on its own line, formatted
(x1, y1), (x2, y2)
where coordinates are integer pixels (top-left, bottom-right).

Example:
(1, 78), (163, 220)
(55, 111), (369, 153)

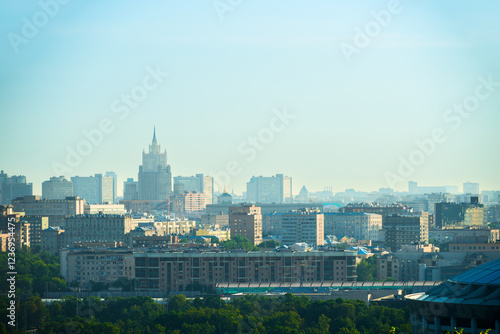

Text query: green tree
(258, 240), (281, 249)
(220, 235), (258, 251)
(357, 256), (377, 281)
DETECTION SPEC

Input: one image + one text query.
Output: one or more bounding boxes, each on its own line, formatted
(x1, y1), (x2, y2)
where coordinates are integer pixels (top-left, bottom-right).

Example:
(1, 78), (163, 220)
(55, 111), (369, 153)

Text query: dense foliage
(220, 235), (259, 251)
(0, 248), (68, 297)
(257, 240), (281, 249)
(356, 256), (378, 282)
(1, 293), (412, 333)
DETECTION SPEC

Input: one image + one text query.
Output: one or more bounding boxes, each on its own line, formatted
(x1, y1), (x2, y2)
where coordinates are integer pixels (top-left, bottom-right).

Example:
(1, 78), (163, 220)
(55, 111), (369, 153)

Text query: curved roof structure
(406, 257), (500, 321)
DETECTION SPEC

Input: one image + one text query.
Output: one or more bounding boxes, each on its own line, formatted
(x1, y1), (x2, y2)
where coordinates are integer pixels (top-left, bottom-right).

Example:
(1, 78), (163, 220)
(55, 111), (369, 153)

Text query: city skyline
(1, 1), (500, 195)
(0, 127), (494, 198)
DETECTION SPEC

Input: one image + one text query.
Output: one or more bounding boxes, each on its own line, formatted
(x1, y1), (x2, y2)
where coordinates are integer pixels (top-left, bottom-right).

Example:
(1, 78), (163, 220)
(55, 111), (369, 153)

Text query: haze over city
(2, 1), (500, 194)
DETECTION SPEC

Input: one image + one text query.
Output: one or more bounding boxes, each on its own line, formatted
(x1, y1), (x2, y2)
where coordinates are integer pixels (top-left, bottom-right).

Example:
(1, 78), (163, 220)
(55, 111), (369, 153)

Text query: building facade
(0, 171), (33, 205)
(12, 195), (85, 227)
(134, 249), (357, 292)
(429, 227), (499, 244)
(339, 203), (406, 217)
(281, 209), (324, 246)
(61, 214), (134, 248)
(123, 178), (139, 200)
(174, 174), (214, 205)
(169, 192), (206, 214)
(229, 204), (263, 246)
(42, 176), (73, 200)
(323, 212), (383, 241)
(435, 201), (484, 228)
(72, 173), (114, 204)
(84, 204), (126, 215)
(383, 213), (429, 251)
(246, 174), (292, 204)
(61, 248), (135, 285)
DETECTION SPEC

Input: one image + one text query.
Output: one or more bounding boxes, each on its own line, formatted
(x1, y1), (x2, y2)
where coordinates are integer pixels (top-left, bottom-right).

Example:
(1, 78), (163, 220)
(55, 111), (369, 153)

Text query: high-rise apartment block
(435, 201), (484, 228)
(138, 128), (172, 200)
(383, 213), (429, 251)
(281, 208), (324, 246)
(246, 174), (292, 203)
(174, 174), (214, 204)
(72, 173), (114, 204)
(123, 178), (139, 200)
(0, 171), (33, 205)
(229, 204), (263, 245)
(105, 171), (118, 203)
(42, 176), (73, 200)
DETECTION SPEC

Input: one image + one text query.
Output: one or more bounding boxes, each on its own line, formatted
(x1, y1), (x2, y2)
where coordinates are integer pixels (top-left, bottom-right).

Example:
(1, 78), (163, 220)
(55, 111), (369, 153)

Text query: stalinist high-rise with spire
(138, 128), (172, 200)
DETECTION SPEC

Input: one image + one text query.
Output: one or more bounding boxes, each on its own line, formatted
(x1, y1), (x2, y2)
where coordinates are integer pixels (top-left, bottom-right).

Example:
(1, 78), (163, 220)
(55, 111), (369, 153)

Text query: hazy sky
(1, 0), (499, 196)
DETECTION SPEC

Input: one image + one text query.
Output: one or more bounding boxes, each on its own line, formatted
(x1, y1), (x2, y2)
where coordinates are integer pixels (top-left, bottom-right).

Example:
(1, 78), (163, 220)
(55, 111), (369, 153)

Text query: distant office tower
(174, 174), (214, 204)
(408, 181), (418, 194)
(72, 173), (114, 204)
(12, 195), (85, 227)
(42, 176), (73, 200)
(138, 128), (172, 200)
(0, 170), (33, 205)
(463, 182), (480, 195)
(281, 208), (324, 246)
(246, 174), (292, 203)
(105, 171), (118, 203)
(229, 204), (263, 246)
(383, 213), (429, 251)
(123, 178), (139, 200)
(435, 200), (484, 228)
(323, 212), (383, 241)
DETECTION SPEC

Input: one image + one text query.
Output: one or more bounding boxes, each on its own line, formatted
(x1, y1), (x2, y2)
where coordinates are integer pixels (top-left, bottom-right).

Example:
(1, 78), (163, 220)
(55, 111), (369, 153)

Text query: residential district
(1, 129), (500, 333)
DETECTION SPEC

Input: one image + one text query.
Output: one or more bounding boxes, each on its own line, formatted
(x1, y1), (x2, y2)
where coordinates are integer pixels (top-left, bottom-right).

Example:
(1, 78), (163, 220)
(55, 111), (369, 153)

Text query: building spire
(149, 126), (160, 154)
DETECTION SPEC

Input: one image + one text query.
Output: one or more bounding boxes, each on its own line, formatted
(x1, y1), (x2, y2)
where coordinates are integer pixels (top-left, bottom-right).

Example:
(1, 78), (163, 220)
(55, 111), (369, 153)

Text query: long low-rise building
(134, 249), (357, 292)
(429, 227), (499, 244)
(61, 248), (135, 285)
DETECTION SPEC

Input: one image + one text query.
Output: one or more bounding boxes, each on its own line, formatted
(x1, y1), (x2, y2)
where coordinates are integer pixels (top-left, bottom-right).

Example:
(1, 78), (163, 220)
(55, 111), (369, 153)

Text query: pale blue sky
(1, 0), (499, 195)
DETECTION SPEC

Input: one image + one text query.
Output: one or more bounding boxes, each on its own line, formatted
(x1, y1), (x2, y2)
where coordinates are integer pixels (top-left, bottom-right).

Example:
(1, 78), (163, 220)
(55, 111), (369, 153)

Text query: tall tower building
(229, 204), (263, 246)
(105, 171), (118, 203)
(138, 128), (172, 200)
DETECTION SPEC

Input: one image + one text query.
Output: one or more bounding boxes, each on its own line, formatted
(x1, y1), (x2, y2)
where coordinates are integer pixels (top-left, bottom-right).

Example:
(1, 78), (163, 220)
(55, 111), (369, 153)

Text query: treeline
(1, 293), (411, 333)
